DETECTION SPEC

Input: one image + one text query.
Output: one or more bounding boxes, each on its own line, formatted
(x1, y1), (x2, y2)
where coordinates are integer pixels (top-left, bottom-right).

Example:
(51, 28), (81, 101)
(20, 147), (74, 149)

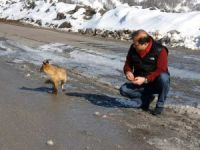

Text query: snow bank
(0, 1), (200, 50)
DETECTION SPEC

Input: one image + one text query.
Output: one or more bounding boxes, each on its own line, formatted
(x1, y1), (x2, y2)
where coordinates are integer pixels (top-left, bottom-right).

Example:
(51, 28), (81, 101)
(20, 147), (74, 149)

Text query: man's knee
(157, 73), (170, 86)
(119, 83), (127, 96)
(120, 83), (143, 98)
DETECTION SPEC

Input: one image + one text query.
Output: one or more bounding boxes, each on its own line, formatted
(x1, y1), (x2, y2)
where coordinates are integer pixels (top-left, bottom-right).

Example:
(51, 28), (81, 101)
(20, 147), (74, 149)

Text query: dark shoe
(140, 104), (149, 111)
(152, 107), (164, 116)
(140, 95), (155, 111)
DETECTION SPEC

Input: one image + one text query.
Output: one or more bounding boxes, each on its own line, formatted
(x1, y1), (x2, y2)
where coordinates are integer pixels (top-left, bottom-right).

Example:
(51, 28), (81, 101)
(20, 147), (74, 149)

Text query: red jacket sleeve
(146, 48), (168, 82)
(123, 45), (133, 74)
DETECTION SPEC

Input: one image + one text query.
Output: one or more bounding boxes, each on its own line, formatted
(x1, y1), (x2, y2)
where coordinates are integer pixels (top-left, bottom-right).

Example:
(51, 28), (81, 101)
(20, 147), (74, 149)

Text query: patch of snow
(0, 1), (200, 49)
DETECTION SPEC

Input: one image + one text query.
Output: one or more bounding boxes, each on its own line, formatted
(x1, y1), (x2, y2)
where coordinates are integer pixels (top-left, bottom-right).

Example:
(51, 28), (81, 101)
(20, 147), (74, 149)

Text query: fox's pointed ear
(43, 59), (50, 64)
(43, 61), (46, 65)
(46, 59), (51, 64)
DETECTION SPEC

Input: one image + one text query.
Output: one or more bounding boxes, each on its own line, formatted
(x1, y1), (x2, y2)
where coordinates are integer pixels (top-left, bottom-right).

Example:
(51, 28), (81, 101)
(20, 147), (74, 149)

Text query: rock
(149, 7), (158, 10)
(67, 5), (82, 14)
(94, 112), (100, 116)
(159, 36), (171, 45)
(122, 30), (132, 39)
(45, 8), (50, 13)
(99, 9), (106, 16)
(46, 140), (54, 146)
(35, 19), (42, 26)
(58, 22), (72, 28)
(51, 2), (56, 7)
(25, 1), (36, 9)
(78, 29), (85, 34)
(56, 13), (66, 20)
(168, 30), (180, 35)
(53, 24), (58, 28)
(94, 29), (103, 36)
(25, 73), (30, 77)
(30, 18), (34, 22)
(84, 6), (96, 20)
(84, 28), (94, 35)
(185, 125), (192, 130)
(102, 115), (107, 118)
(101, 30), (109, 38)
(161, 123), (167, 128)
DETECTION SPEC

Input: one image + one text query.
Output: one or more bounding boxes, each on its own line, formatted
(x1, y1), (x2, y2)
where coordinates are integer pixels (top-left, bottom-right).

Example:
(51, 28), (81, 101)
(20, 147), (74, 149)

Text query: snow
(0, 1), (200, 49)
(56, 2), (76, 13)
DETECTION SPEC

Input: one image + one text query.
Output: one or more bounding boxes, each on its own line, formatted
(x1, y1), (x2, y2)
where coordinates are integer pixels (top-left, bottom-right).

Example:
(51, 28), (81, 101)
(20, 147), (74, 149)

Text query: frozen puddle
(0, 39), (126, 88)
(169, 66), (200, 80)
(0, 38), (199, 108)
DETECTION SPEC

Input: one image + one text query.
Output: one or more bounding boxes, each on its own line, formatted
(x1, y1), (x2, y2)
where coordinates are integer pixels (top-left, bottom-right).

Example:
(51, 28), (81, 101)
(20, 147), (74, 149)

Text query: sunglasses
(133, 36), (150, 46)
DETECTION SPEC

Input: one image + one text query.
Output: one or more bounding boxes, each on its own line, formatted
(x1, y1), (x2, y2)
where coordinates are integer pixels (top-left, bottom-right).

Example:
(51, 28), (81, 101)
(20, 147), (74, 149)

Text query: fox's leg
(61, 75), (67, 92)
(52, 81), (59, 95)
(61, 80), (65, 92)
(45, 79), (54, 94)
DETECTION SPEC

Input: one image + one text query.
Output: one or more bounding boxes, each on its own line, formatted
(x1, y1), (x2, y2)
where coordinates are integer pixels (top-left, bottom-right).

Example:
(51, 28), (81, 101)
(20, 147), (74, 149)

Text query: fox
(40, 59), (67, 95)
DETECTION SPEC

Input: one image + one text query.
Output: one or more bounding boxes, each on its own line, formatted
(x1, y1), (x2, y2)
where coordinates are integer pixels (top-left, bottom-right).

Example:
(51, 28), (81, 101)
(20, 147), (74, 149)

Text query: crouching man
(120, 29), (170, 115)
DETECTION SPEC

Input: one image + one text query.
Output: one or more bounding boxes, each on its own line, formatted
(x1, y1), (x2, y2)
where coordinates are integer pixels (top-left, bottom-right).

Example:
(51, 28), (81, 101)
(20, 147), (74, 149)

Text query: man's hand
(132, 77), (146, 85)
(125, 71), (135, 81)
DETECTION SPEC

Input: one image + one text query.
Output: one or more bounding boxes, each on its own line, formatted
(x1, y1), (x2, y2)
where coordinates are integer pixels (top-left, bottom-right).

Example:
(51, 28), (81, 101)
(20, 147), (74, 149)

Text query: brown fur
(40, 60), (67, 95)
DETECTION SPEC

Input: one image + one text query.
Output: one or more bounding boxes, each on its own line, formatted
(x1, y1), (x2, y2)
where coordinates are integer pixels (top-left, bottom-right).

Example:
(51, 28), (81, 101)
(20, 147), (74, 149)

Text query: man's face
(132, 34), (149, 51)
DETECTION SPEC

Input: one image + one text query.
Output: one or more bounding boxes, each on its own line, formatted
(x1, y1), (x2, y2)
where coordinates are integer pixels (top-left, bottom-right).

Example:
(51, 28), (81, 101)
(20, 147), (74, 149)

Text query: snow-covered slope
(0, 0), (200, 50)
